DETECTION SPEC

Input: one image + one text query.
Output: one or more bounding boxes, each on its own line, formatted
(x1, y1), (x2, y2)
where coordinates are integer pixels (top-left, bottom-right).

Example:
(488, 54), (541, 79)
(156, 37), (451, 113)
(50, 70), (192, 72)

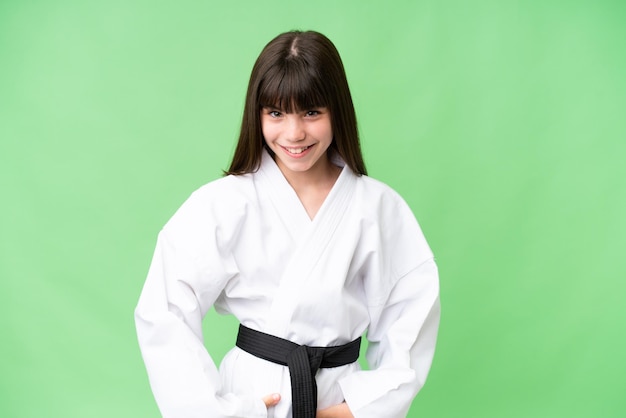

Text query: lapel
(256, 150), (312, 243)
(256, 150), (357, 337)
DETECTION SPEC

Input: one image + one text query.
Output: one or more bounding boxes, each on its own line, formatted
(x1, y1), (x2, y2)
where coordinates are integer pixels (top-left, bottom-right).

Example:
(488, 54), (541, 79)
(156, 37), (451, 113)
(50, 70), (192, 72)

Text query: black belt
(236, 324), (361, 418)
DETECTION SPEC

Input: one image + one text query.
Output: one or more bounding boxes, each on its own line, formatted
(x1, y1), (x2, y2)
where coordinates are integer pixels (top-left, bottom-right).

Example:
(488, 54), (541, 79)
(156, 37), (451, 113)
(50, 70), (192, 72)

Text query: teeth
(286, 146), (310, 154)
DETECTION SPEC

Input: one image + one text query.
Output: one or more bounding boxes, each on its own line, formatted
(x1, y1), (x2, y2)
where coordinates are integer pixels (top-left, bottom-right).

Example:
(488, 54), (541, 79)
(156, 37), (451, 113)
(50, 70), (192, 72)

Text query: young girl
(135, 30), (440, 418)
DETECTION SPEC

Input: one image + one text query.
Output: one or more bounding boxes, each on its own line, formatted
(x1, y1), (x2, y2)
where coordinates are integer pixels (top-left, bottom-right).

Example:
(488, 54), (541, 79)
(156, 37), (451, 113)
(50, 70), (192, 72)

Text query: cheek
(321, 120), (333, 141)
(322, 126), (334, 142)
(260, 123), (276, 142)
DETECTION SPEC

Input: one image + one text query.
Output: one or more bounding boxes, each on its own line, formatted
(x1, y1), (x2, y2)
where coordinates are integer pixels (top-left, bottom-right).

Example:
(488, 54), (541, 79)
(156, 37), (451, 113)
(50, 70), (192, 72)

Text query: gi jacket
(135, 150), (440, 418)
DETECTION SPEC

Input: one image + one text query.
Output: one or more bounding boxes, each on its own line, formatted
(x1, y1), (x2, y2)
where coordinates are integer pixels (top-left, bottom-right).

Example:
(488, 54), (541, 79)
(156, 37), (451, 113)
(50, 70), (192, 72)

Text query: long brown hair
(225, 30), (367, 176)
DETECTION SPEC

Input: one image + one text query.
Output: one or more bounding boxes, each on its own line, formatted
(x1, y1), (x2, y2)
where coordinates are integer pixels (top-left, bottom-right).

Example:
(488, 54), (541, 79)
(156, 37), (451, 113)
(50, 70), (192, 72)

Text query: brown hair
(225, 30), (367, 176)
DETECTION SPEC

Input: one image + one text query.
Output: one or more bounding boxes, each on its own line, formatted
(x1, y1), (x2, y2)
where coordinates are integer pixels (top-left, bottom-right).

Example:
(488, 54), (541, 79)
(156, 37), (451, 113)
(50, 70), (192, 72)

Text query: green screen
(1, 1), (624, 417)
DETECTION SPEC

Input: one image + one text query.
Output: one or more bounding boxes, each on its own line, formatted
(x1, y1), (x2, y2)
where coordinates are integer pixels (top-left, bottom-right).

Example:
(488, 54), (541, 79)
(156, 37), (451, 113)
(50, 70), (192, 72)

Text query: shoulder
(162, 174), (256, 235)
(356, 175), (402, 197)
(353, 174), (434, 275)
(190, 174), (256, 204)
(353, 174), (415, 218)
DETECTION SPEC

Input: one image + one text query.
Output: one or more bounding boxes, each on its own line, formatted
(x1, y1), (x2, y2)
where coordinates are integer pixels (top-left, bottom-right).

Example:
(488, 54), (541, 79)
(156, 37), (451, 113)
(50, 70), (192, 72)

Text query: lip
(280, 144), (314, 158)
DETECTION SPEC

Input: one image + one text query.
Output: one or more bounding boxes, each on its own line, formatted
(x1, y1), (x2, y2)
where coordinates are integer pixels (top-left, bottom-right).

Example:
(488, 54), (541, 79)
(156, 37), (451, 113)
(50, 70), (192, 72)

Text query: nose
(285, 115), (305, 142)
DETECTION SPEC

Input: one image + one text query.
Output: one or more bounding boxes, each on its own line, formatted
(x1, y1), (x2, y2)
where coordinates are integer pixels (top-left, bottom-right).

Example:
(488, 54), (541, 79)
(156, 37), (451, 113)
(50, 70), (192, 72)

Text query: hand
(262, 393), (281, 409)
(316, 402), (354, 418)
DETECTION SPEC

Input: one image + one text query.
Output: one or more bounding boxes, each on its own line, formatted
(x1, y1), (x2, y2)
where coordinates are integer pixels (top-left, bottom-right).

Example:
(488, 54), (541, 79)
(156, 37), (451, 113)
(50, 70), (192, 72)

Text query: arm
(134, 193), (268, 418)
(338, 258), (440, 418)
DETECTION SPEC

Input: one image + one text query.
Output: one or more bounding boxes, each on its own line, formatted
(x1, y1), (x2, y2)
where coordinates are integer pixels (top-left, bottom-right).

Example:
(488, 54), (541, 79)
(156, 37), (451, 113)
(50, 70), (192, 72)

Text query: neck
(277, 153), (340, 193)
(274, 152), (342, 220)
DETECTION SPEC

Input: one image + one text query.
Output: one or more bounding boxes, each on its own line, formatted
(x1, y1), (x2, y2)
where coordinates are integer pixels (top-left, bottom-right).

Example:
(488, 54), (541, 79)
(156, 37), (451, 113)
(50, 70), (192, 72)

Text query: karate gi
(135, 150), (440, 418)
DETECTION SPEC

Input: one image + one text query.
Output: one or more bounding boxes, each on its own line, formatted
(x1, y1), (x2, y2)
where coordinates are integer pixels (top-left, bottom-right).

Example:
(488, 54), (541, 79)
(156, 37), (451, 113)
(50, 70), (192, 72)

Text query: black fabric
(236, 324), (361, 418)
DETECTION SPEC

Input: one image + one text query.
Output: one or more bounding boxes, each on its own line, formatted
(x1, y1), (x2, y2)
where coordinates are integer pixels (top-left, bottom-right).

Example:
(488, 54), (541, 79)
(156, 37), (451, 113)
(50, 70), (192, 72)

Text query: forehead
(261, 101), (324, 112)
(260, 90), (326, 114)
(258, 66), (328, 113)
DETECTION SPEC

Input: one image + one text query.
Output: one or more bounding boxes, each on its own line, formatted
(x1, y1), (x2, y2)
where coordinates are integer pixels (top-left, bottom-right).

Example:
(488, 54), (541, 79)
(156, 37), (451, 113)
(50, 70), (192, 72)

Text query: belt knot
(236, 325), (361, 418)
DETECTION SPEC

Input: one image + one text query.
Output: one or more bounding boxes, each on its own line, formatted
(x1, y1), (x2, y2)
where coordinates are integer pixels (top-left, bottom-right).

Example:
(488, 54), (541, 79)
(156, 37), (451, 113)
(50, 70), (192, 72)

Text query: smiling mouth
(282, 145), (313, 154)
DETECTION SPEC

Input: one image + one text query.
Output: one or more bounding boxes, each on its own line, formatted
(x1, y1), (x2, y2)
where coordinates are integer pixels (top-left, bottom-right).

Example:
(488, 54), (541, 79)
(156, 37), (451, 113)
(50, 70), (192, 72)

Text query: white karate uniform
(135, 150), (440, 418)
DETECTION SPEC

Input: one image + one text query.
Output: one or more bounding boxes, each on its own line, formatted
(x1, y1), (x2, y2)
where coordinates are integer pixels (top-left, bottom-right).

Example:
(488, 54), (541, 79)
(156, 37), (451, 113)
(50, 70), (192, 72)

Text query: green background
(1, 1), (624, 417)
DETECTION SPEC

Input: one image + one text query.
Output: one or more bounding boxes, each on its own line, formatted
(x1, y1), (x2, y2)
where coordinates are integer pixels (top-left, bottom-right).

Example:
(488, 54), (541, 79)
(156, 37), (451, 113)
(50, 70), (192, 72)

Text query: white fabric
(135, 150), (440, 418)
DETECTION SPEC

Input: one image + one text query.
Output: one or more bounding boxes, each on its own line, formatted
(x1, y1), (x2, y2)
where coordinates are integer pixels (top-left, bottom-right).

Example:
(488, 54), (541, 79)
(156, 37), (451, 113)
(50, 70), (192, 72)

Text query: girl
(135, 30), (440, 418)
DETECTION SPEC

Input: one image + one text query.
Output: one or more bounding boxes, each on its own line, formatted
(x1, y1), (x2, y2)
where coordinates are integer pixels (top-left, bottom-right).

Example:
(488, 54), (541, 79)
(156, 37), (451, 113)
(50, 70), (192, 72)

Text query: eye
(305, 110), (320, 117)
(268, 110), (282, 118)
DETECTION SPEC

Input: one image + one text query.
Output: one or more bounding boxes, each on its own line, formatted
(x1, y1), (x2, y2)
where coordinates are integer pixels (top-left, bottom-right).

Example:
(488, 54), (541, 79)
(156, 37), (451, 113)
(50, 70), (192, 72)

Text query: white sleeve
(134, 193), (267, 418)
(338, 258), (440, 418)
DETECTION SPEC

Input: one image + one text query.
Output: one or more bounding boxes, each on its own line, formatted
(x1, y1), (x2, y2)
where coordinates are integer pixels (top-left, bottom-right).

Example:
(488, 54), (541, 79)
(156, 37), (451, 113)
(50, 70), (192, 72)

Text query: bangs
(258, 60), (329, 112)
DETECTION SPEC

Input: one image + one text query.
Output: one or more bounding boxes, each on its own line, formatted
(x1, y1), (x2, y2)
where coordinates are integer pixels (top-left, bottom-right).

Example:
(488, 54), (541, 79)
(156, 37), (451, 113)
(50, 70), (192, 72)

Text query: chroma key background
(1, 1), (624, 416)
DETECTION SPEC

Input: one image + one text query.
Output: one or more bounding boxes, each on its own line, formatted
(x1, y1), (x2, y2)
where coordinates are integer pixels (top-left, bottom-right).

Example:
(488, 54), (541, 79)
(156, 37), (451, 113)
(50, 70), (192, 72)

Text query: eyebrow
(261, 105), (326, 113)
